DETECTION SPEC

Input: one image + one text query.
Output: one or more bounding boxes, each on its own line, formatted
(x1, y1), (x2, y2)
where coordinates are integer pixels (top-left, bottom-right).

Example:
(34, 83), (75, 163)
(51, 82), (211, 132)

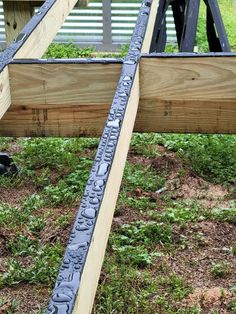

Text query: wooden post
(2, 0), (90, 46)
(3, 1), (35, 45)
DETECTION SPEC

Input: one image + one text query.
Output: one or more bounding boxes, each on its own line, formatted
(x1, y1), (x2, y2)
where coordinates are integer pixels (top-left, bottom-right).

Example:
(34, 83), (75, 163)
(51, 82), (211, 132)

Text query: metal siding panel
(0, 1), (176, 48)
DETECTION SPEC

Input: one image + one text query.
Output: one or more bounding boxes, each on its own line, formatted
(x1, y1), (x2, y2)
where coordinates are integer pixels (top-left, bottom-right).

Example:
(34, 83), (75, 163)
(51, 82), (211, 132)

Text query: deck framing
(0, 0), (235, 313)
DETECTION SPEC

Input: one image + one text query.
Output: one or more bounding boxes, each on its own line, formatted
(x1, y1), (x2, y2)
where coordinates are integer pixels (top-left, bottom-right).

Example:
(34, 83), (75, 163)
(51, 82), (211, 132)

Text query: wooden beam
(73, 69), (139, 314)
(0, 61), (121, 136)
(3, 1), (34, 45)
(13, 0), (79, 59)
(46, 1), (156, 314)
(8, 62), (121, 106)
(138, 56), (236, 133)
(1, 55), (236, 136)
(0, 67), (11, 119)
(141, 0), (159, 53)
(2, 0), (89, 46)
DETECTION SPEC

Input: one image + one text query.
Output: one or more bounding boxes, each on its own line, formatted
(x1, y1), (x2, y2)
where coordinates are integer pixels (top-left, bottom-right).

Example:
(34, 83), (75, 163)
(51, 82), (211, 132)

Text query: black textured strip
(46, 1), (153, 313)
(141, 52), (236, 58)
(0, 0), (57, 72)
(10, 58), (123, 65)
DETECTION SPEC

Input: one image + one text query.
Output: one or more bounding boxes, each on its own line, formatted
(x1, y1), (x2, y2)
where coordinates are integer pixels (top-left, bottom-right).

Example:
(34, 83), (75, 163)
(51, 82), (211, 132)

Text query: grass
(94, 263), (195, 314)
(166, 0), (236, 52)
(0, 134), (235, 313)
(43, 43), (94, 59)
(131, 133), (236, 185)
(197, 0), (236, 51)
(211, 262), (231, 278)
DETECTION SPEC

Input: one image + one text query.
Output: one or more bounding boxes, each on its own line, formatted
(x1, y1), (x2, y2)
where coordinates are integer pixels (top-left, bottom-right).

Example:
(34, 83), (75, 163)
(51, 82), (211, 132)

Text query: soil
(0, 146), (235, 313)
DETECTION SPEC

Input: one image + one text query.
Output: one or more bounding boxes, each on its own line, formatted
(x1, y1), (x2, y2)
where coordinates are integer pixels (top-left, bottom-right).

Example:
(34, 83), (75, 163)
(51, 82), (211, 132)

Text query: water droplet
(143, 1), (151, 7)
(97, 163), (109, 176)
(63, 258), (70, 264)
(93, 186), (101, 192)
(15, 33), (26, 42)
(95, 179), (104, 187)
(90, 197), (99, 205)
(123, 77), (132, 83)
(124, 59), (136, 65)
(75, 224), (89, 231)
(107, 119), (120, 128)
(118, 92), (128, 98)
(52, 293), (72, 303)
(82, 208), (96, 219)
(47, 304), (59, 313)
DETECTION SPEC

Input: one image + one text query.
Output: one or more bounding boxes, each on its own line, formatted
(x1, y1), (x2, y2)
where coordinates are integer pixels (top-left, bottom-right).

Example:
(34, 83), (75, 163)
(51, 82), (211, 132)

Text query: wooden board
(73, 69), (140, 314)
(138, 56), (236, 133)
(13, 0), (80, 58)
(141, 0), (159, 53)
(1, 57), (236, 136)
(2, 0), (89, 45)
(8, 63), (121, 106)
(0, 62), (121, 137)
(0, 67), (11, 119)
(3, 1), (34, 44)
(63, 3), (156, 314)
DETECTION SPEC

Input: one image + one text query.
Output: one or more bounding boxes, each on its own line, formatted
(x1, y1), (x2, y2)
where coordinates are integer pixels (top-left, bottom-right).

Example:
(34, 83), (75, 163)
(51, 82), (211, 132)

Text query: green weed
(123, 162), (165, 192)
(94, 262), (193, 314)
(112, 245), (161, 268)
(211, 262), (231, 278)
(16, 138), (79, 170)
(110, 220), (172, 248)
(44, 43), (94, 58)
(116, 192), (156, 216)
(157, 134), (236, 185)
(211, 205), (236, 223)
(0, 243), (63, 287)
(43, 157), (92, 206)
(0, 297), (20, 314)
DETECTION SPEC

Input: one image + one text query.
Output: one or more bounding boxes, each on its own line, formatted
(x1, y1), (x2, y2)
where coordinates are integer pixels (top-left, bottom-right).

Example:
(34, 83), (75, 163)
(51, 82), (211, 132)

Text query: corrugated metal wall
(0, 0), (176, 50)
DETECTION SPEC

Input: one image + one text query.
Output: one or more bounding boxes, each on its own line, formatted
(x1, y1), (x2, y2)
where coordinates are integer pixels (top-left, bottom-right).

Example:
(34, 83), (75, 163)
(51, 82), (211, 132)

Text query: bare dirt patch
(0, 185), (37, 207)
(0, 284), (50, 314)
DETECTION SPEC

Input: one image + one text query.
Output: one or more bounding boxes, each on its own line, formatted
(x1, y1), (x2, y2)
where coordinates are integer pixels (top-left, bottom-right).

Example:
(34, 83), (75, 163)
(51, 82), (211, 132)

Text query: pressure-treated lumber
(142, 0), (159, 53)
(1, 56), (236, 136)
(3, 1), (34, 44)
(0, 67), (11, 119)
(0, 62), (121, 136)
(139, 56), (236, 133)
(13, 0), (80, 58)
(9, 62), (121, 106)
(73, 70), (140, 314)
(0, 62), (121, 137)
(46, 1), (157, 313)
(3, 0), (90, 46)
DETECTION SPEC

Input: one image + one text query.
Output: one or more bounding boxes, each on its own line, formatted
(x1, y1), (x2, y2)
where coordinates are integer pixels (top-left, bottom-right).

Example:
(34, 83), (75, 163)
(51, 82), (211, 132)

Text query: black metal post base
(0, 152), (18, 176)
(150, 0), (230, 53)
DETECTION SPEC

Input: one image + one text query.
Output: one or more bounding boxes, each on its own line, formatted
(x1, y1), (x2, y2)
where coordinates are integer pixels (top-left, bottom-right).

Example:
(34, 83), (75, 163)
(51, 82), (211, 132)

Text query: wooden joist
(0, 67), (11, 119)
(138, 55), (236, 133)
(72, 69), (140, 314)
(47, 1), (158, 313)
(1, 55), (236, 136)
(8, 62), (122, 106)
